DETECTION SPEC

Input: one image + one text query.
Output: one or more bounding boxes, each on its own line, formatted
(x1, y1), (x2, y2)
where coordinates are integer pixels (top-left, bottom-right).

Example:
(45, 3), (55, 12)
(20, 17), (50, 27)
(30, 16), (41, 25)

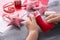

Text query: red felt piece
(36, 15), (55, 32)
(14, 0), (21, 10)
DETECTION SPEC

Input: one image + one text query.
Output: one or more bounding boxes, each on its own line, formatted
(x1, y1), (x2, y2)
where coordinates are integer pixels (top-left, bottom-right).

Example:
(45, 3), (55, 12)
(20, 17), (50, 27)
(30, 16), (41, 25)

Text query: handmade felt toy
(2, 0), (55, 32)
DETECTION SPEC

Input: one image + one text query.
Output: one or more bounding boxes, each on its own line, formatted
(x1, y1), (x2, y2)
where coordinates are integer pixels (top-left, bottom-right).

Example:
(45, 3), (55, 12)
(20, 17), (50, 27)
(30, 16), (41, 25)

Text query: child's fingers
(29, 14), (36, 22)
(25, 17), (31, 26)
(46, 14), (57, 21)
(25, 17), (32, 30)
(47, 17), (59, 23)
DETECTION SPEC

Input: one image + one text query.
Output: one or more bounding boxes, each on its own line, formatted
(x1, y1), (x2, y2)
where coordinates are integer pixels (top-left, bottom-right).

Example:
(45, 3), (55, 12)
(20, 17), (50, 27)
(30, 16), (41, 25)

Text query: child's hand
(45, 14), (60, 23)
(25, 14), (38, 32)
(25, 14), (38, 40)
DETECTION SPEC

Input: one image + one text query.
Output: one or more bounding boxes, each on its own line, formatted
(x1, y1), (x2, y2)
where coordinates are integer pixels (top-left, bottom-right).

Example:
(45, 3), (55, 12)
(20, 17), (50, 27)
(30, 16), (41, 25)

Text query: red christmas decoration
(3, 2), (15, 13)
(14, 0), (21, 10)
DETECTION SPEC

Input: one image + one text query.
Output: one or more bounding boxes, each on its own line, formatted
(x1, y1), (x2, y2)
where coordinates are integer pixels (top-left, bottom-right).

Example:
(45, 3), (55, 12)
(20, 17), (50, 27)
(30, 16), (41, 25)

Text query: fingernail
(47, 20), (51, 23)
(29, 14), (33, 17)
(30, 14), (32, 16)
